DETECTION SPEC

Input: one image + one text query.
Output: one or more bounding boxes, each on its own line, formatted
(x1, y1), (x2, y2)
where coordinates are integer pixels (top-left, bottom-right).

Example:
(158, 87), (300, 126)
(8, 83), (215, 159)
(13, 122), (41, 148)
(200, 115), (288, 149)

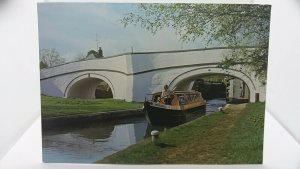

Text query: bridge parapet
(40, 54), (130, 79)
(40, 47), (266, 102)
(129, 48), (230, 74)
(41, 48), (232, 79)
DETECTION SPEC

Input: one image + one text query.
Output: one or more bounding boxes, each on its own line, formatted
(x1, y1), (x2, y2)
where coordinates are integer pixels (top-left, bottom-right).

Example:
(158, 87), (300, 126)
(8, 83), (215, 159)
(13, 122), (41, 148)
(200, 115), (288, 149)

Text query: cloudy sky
(38, 3), (208, 62)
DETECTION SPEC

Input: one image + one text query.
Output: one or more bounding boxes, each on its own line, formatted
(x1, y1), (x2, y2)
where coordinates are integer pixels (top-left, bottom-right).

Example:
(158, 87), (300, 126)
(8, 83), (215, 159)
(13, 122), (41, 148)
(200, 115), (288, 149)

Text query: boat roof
(173, 91), (200, 94)
(147, 90), (200, 95)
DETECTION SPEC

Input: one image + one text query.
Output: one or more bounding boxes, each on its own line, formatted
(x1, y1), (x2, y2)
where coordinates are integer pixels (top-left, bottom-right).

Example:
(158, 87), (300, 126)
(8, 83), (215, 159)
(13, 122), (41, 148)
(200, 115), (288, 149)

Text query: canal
(42, 98), (226, 163)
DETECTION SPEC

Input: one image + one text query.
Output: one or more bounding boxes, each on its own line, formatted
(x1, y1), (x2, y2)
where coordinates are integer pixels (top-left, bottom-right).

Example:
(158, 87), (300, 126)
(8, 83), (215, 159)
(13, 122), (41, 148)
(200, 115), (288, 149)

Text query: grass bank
(99, 102), (265, 164)
(41, 96), (143, 118)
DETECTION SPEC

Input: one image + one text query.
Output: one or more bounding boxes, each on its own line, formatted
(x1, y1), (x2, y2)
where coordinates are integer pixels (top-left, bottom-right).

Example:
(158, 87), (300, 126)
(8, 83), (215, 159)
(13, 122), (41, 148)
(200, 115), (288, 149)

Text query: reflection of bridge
(40, 47), (266, 102)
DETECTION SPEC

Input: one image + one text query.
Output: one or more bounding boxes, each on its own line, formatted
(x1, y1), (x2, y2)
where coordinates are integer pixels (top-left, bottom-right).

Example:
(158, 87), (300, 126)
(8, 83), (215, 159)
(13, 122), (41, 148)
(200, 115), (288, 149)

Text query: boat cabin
(144, 90), (206, 125)
(146, 91), (205, 110)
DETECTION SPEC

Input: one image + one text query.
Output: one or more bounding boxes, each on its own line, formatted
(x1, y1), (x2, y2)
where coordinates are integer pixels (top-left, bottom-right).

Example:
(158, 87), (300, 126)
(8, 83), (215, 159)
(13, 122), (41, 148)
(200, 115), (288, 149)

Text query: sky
(37, 3), (208, 62)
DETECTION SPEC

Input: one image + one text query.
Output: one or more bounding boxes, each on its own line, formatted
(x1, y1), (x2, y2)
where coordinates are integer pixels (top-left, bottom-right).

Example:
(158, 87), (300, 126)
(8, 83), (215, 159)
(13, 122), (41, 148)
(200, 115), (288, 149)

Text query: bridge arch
(168, 67), (257, 102)
(64, 73), (115, 99)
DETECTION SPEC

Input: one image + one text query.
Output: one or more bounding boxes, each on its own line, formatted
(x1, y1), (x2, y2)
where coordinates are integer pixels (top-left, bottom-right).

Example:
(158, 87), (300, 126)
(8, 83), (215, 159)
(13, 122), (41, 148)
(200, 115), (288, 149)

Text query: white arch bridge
(40, 47), (266, 102)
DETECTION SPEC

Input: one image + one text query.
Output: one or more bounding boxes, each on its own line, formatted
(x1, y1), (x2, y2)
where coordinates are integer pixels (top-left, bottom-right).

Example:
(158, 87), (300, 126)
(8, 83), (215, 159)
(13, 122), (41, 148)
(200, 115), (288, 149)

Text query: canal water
(42, 98), (226, 163)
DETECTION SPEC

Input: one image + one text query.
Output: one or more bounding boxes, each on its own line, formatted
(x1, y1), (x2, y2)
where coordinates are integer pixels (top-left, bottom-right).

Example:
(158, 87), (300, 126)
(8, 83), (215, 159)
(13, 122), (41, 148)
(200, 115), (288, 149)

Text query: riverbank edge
(42, 108), (144, 129)
(97, 105), (230, 163)
(98, 103), (265, 164)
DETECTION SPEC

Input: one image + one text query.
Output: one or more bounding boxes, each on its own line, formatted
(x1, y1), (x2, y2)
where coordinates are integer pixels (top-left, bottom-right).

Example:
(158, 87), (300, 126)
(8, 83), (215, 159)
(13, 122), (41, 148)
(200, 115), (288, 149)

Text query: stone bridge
(40, 47), (266, 102)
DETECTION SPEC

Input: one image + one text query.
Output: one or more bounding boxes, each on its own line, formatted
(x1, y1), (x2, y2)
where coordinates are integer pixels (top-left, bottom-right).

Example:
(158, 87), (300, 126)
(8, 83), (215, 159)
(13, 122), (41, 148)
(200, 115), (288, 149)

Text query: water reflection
(42, 99), (226, 163)
(42, 117), (148, 163)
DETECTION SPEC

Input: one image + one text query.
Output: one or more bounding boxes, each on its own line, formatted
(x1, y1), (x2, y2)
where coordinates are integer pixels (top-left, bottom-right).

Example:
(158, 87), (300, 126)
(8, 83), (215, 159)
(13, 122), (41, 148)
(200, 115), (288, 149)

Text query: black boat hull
(144, 102), (206, 126)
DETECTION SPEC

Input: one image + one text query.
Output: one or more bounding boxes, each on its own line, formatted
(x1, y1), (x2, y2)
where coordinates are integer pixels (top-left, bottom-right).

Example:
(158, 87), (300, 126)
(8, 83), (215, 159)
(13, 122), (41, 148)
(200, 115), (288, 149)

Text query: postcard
(38, 3), (271, 164)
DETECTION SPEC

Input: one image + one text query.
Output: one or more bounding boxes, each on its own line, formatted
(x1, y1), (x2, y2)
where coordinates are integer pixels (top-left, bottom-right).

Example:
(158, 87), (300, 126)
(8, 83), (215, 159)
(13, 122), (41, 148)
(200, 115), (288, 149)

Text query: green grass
(99, 102), (265, 164)
(41, 96), (143, 118)
(218, 103), (265, 163)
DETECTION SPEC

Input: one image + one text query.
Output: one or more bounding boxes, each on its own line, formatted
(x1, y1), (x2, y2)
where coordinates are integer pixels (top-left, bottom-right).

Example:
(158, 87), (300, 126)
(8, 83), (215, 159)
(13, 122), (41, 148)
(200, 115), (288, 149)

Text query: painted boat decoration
(143, 90), (206, 126)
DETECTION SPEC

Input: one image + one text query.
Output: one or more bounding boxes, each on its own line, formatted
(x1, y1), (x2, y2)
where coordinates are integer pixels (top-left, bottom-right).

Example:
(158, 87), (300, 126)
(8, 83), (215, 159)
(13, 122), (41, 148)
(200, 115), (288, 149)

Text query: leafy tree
(86, 47), (104, 59)
(39, 48), (65, 68)
(87, 50), (99, 58)
(121, 4), (271, 80)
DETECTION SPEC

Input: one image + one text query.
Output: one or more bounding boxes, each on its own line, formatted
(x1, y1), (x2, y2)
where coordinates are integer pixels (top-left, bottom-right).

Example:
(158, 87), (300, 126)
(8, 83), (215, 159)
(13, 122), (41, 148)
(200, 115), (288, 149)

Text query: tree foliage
(39, 61), (48, 69)
(39, 48), (65, 68)
(121, 4), (271, 80)
(87, 50), (100, 58)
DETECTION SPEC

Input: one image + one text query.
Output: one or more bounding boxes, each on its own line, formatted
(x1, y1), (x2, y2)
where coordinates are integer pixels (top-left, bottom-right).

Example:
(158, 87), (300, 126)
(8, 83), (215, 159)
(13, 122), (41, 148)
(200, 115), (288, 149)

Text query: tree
(86, 50), (99, 59)
(39, 61), (48, 69)
(39, 48), (65, 68)
(121, 4), (271, 80)
(86, 47), (104, 59)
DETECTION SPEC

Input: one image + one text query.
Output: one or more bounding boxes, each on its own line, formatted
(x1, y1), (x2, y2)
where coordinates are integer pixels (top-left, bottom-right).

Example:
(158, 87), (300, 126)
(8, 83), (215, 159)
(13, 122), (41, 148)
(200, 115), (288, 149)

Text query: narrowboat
(143, 90), (206, 126)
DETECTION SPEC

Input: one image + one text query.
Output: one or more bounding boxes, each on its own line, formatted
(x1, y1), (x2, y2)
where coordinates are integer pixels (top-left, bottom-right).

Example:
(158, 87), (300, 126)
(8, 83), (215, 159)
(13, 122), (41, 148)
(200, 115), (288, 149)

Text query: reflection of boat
(143, 91), (206, 126)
